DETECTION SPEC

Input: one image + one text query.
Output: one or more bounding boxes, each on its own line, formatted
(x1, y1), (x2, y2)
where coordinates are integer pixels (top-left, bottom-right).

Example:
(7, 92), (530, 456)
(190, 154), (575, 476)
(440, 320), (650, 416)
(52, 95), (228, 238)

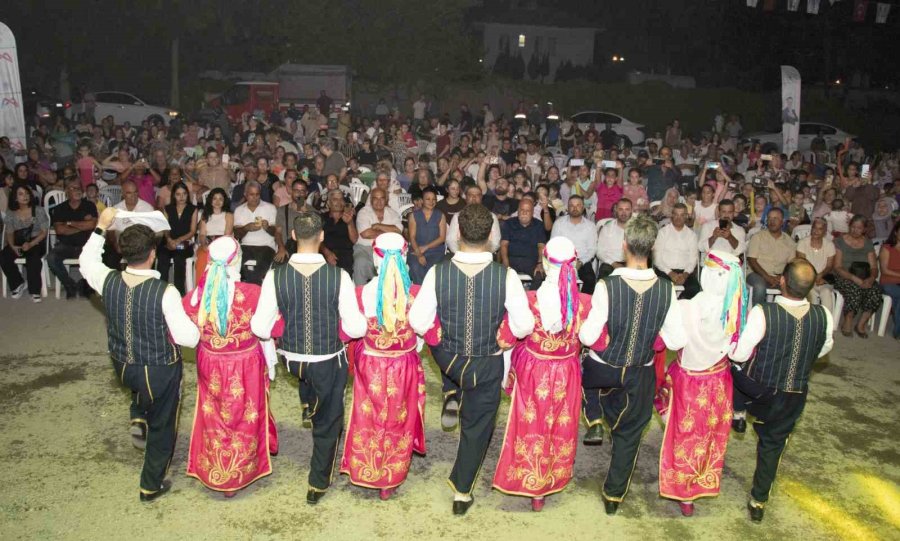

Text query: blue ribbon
(375, 249), (411, 327)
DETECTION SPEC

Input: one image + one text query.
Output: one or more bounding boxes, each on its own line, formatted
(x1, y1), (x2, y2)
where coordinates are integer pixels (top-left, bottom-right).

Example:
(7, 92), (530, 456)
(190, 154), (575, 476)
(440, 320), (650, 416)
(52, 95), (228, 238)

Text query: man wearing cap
(252, 210), (367, 505)
(409, 204), (534, 515)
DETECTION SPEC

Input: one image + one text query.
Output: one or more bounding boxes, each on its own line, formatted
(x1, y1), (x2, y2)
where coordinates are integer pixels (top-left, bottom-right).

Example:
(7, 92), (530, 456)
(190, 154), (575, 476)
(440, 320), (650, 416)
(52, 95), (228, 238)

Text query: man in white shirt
(409, 204), (534, 516)
(251, 210), (367, 505)
(728, 259), (833, 523)
(698, 199), (746, 258)
(107, 179), (156, 267)
(445, 185), (501, 254)
(412, 95), (428, 128)
(654, 203), (700, 298)
(579, 214), (686, 515)
(596, 198), (632, 279)
(353, 187), (402, 285)
(234, 181), (278, 284)
(80, 207), (200, 502)
(550, 195), (598, 294)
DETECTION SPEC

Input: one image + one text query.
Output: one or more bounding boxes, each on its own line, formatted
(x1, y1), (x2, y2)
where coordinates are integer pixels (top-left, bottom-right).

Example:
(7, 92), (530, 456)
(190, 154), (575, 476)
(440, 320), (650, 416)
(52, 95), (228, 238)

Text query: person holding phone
(746, 208), (796, 306)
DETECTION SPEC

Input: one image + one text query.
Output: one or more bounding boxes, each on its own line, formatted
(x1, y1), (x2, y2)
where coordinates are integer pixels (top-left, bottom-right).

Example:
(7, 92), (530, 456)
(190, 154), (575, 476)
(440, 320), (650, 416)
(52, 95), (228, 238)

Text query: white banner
(788, 0), (801, 11)
(876, 2), (891, 23)
(747, 0), (759, 6)
(808, 0), (821, 14)
(781, 66), (801, 156)
(0, 22), (26, 154)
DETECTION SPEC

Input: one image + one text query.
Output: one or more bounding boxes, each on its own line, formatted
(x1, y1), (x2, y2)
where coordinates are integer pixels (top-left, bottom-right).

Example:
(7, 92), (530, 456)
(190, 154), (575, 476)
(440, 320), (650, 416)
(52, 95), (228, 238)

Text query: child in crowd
(623, 167), (649, 213)
(75, 144), (102, 189)
(824, 198), (850, 236)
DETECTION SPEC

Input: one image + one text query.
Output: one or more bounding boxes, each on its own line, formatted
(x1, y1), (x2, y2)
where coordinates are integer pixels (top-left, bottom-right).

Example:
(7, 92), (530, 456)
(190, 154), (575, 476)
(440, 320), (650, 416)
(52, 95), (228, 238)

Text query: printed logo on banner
(1, 97), (20, 108)
(0, 52), (14, 63)
(808, 0), (821, 14)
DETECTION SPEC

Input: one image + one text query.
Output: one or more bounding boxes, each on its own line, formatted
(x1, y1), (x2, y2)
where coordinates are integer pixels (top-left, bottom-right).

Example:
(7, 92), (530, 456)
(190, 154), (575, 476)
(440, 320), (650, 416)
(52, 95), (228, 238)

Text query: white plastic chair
(1, 221), (50, 298)
(349, 181), (370, 207)
(43, 189), (66, 210)
(595, 217), (614, 233)
(792, 224), (812, 241)
(397, 193), (412, 207)
(100, 185), (122, 206)
(831, 290), (890, 337)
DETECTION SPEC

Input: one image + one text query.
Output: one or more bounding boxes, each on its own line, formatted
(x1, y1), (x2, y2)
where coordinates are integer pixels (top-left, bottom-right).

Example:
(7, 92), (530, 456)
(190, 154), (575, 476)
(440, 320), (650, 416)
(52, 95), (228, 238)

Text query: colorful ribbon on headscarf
(544, 247), (580, 332)
(374, 245), (411, 333)
(195, 238), (239, 337)
(704, 252), (748, 345)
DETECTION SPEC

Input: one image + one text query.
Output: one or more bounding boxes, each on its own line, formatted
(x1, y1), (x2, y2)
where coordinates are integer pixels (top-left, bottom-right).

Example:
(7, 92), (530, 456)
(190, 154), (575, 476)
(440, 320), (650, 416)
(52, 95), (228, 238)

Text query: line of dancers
(82, 205), (832, 522)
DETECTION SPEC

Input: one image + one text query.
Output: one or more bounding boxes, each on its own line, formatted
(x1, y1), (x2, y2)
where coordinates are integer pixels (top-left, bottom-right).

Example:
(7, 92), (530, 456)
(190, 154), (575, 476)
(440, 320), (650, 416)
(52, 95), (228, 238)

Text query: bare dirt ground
(0, 296), (898, 541)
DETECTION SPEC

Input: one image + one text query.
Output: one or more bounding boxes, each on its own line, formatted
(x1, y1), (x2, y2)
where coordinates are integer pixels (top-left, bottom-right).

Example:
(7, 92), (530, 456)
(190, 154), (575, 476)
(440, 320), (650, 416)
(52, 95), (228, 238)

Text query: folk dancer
(183, 237), (280, 497)
(579, 214), (686, 515)
(729, 258), (833, 522)
(251, 210), (367, 504)
(409, 204), (535, 515)
(80, 207), (200, 501)
(492, 237), (592, 511)
(655, 250), (748, 516)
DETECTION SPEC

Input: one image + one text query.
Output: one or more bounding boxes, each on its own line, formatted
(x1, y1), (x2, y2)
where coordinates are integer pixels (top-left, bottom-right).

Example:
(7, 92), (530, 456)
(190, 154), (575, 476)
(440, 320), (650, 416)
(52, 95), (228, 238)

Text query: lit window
(518, 34), (526, 48)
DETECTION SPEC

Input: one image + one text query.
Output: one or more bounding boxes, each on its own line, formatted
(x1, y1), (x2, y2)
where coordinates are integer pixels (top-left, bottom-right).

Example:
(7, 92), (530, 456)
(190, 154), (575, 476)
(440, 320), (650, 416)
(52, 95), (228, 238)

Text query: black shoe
(301, 406), (312, 429)
(65, 286), (77, 300)
(732, 418), (747, 433)
(441, 396), (460, 431)
(583, 424), (604, 446)
(602, 496), (619, 515)
(452, 496), (474, 516)
(79, 279), (94, 298)
(140, 480), (172, 502)
(748, 501), (765, 522)
(306, 489), (325, 505)
(130, 422), (147, 450)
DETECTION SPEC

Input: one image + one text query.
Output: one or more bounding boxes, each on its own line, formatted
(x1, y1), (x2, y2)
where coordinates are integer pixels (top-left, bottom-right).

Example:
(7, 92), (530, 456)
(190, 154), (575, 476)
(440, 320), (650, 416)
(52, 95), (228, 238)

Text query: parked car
(68, 91), (179, 125)
(744, 122), (854, 153)
(23, 89), (70, 124)
(569, 110), (646, 145)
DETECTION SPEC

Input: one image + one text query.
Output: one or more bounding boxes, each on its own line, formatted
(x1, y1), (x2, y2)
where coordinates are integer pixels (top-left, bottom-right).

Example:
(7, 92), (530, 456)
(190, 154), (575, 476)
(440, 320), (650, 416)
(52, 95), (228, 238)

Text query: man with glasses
(353, 187), (402, 285)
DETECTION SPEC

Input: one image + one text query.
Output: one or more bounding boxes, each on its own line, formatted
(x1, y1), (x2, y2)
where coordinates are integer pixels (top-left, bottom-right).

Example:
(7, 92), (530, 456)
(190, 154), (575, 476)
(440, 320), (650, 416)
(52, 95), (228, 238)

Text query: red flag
(853, 0), (869, 21)
(763, 0), (776, 11)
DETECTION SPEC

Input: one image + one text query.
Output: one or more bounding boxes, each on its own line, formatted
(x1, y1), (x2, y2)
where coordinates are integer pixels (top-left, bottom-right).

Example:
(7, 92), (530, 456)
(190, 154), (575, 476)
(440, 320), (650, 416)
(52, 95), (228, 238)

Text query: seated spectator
(483, 177), (518, 219)
(698, 199), (746, 257)
(796, 218), (836, 314)
(234, 181), (278, 284)
(274, 179), (313, 265)
(320, 188), (358, 276)
(549, 195), (598, 294)
(596, 198), (633, 279)
(650, 187), (680, 223)
(120, 158), (159, 206)
(446, 185), (501, 254)
(195, 187), (234, 280)
(436, 178), (466, 218)
(746, 208), (796, 305)
(157, 182), (198, 294)
(407, 187), (446, 284)
(197, 148), (233, 193)
(48, 181), (98, 299)
(353, 187), (402, 285)
(501, 198), (547, 289)
(653, 203), (700, 299)
(872, 197), (897, 240)
(732, 194), (750, 229)
(833, 214), (883, 338)
(878, 221), (900, 340)
(0, 184), (49, 302)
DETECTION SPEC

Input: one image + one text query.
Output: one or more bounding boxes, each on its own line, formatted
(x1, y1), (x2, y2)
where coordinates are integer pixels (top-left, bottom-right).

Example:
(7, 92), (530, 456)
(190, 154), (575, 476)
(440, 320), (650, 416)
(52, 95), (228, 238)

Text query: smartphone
(719, 218), (729, 230)
(489, 156), (500, 165)
(760, 154), (773, 161)
(222, 153), (230, 165)
(570, 158), (585, 167)
(600, 160), (617, 169)
(708, 162), (720, 170)
(860, 164), (870, 178)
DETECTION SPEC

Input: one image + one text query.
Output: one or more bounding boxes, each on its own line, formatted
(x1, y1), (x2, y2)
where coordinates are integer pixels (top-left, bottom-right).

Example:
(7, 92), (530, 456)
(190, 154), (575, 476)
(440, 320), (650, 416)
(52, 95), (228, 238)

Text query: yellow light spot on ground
(781, 479), (880, 541)
(853, 473), (900, 529)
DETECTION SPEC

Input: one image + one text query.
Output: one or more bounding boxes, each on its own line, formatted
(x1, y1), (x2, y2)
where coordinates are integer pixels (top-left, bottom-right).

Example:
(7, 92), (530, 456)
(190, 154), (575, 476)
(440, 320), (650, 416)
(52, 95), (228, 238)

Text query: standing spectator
(653, 203), (700, 298)
(352, 187), (402, 285)
(645, 148), (681, 202)
(550, 195), (598, 294)
(501, 198), (547, 289)
(321, 189), (358, 276)
(698, 199), (746, 258)
(320, 140), (347, 180)
(833, 215), (883, 338)
(407, 188), (446, 284)
(746, 208), (797, 305)
(796, 218), (836, 314)
(121, 158), (160, 207)
(595, 165), (624, 221)
(664, 120), (682, 148)
(878, 221), (900, 340)
(157, 183), (198, 295)
(274, 179), (313, 266)
(412, 95), (428, 128)
(316, 90), (333, 117)
(197, 148), (232, 193)
(843, 175), (880, 223)
(0, 184), (49, 302)
(48, 181), (98, 299)
(234, 181), (277, 284)
(596, 199), (633, 279)
(194, 187), (233, 281)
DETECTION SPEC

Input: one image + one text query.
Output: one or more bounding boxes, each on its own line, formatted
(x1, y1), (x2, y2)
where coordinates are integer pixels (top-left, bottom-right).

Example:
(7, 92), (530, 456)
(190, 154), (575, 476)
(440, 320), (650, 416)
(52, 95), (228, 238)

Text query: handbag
(848, 261), (871, 280)
(13, 225), (33, 247)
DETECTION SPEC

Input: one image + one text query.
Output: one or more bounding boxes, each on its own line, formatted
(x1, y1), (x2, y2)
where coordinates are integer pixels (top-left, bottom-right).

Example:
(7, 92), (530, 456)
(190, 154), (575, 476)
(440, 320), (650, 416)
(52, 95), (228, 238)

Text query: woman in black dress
(158, 182), (198, 294)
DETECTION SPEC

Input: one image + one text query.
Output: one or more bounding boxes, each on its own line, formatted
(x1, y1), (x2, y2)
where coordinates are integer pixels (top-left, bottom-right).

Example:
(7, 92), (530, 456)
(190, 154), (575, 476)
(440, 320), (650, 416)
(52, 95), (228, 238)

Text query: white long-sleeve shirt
(596, 220), (626, 266)
(445, 212), (501, 254)
(579, 267), (687, 363)
(79, 232), (200, 348)
(251, 253), (367, 363)
(654, 223), (699, 274)
(698, 220), (746, 256)
(729, 295), (833, 364)
(550, 215), (597, 264)
(408, 251), (535, 345)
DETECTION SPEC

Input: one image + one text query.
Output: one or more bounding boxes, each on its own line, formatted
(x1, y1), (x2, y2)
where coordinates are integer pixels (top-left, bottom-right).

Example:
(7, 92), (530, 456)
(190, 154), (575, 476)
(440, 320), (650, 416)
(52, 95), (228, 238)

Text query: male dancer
(409, 204), (534, 515)
(730, 258), (833, 522)
(251, 211), (367, 504)
(579, 214), (686, 514)
(80, 207), (200, 502)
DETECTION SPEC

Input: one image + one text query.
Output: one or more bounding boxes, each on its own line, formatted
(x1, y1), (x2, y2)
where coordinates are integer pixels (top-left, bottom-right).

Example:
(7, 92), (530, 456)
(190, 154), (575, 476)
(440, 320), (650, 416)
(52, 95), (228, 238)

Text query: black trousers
(113, 359), (182, 495)
(46, 243), (83, 291)
(583, 359), (656, 501)
(241, 245), (275, 285)
(654, 267), (701, 299)
(287, 352), (348, 491)
(0, 244), (45, 295)
(157, 246), (193, 295)
(579, 260), (597, 295)
(735, 385), (808, 504)
(432, 346), (503, 495)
